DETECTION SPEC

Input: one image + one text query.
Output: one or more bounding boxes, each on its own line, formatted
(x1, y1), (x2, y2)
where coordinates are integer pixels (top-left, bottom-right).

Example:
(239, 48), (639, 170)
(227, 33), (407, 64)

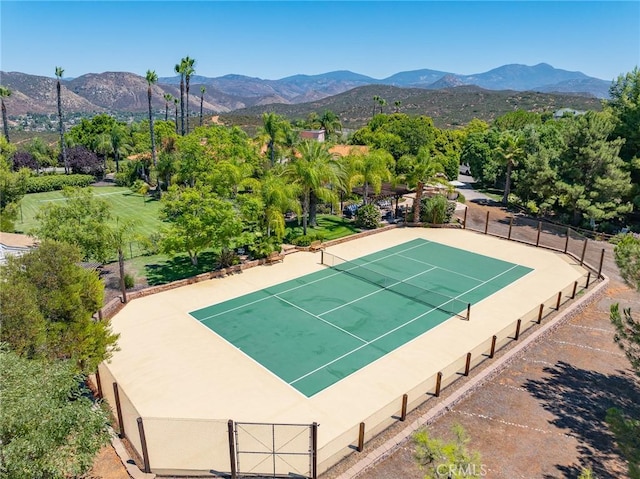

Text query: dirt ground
(90, 200), (640, 479)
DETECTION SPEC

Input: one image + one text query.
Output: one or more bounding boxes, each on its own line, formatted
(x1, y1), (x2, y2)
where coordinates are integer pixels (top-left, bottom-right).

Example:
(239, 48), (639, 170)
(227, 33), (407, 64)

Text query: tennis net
(321, 251), (470, 319)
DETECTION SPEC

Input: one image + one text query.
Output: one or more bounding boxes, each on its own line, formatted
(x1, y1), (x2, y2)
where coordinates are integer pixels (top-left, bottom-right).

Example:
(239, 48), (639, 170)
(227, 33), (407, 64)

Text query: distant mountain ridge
(0, 63), (611, 120)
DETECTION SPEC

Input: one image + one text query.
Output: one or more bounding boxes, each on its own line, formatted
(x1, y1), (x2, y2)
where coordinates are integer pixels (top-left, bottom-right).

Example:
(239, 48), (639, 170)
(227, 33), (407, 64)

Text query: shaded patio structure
(350, 182), (413, 219)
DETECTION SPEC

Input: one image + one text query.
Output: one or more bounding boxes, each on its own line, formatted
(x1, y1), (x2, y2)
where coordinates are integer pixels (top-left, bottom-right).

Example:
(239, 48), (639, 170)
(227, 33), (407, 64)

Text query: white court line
(396, 252), (485, 282)
(289, 264), (520, 386)
(273, 294), (368, 344)
(37, 190), (129, 202)
(194, 240), (429, 322)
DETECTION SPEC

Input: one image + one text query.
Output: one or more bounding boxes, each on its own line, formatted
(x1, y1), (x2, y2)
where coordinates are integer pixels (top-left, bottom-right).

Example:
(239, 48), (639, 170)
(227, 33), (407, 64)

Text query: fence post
(508, 217), (513, 240)
(95, 369), (103, 399)
(555, 291), (562, 310)
(464, 352), (471, 376)
(228, 420), (237, 479)
(514, 319), (522, 341)
(463, 207), (468, 229)
(484, 211), (490, 235)
(113, 383), (125, 438)
(136, 418), (151, 473)
(571, 281), (578, 299)
(564, 227), (570, 253)
(586, 272), (592, 288)
(311, 422), (318, 479)
(489, 335), (497, 358)
(536, 221), (542, 247)
(357, 422), (365, 452)
(320, 250), (324, 265)
(597, 248), (605, 279)
(435, 372), (442, 397)
(400, 394), (408, 421)
(580, 238), (588, 265)
(537, 304), (544, 324)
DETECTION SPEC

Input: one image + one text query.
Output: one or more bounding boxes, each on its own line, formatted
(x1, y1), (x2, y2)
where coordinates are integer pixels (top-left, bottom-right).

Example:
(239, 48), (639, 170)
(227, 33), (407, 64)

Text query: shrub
(25, 174), (95, 193)
(67, 146), (103, 177)
(354, 203), (380, 229)
(12, 151), (38, 170)
(290, 233), (323, 246)
(124, 273), (135, 289)
(420, 195), (456, 224)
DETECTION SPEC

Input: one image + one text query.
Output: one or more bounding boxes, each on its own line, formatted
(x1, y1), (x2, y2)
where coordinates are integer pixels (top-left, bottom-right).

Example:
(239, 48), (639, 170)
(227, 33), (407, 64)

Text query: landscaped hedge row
(26, 174), (95, 193)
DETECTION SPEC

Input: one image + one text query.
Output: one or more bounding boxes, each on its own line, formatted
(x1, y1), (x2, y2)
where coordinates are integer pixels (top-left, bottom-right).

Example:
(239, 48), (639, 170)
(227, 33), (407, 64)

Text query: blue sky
(1, 1), (638, 81)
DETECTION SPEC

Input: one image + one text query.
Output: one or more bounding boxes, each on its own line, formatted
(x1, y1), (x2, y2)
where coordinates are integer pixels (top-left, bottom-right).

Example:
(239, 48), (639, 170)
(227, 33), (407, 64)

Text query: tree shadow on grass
(144, 251), (219, 285)
(524, 361), (640, 479)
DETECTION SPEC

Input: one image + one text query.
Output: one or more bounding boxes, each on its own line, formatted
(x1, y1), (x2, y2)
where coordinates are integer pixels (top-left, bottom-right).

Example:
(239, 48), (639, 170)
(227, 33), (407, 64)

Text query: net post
(536, 221), (542, 247)
(508, 217), (513, 240)
(571, 281), (578, 299)
(514, 319), (522, 341)
(484, 211), (490, 234)
(564, 227), (570, 253)
(228, 420), (237, 479)
(463, 207), (468, 229)
(136, 417), (151, 473)
(464, 352), (471, 376)
(311, 422), (318, 479)
(555, 291), (562, 310)
(466, 303), (471, 321)
(400, 394), (408, 421)
(95, 368), (103, 399)
(112, 382), (125, 438)
(597, 248), (605, 279)
(435, 372), (442, 397)
(585, 272), (592, 288)
(489, 335), (497, 358)
(357, 422), (365, 452)
(580, 238), (588, 265)
(320, 249), (324, 265)
(537, 304), (544, 324)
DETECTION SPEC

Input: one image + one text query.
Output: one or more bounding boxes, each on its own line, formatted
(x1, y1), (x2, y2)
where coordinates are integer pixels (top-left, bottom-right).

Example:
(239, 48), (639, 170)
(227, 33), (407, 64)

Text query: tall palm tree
(318, 110), (342, 141)
(0, 86), (11, 142)
(378, 97), (387, 114)
(173, 98), (179, 135)
(55, 66), (68, 173)
(110, 124), (131, 173)
(258, 170), (301, 239)
(174, 62), (185, 135)
(285, 140), (344, 235)
(199, 86), (206, 126)
(145, 70), (158, 167)
(163, 93), (173, 122)
(260, 112), (286, 166)
(394, 100), (402, 113)
(403, 147), (445, 223)
(496, 130), (525, 205)
(349, 149), (394, 204)
(372, 95), (381, 119)
(182, 56), (196, 134)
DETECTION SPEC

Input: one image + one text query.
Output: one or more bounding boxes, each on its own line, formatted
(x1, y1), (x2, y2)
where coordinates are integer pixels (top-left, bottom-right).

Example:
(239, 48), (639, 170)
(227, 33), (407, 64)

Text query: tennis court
(190, 238), (532, 397)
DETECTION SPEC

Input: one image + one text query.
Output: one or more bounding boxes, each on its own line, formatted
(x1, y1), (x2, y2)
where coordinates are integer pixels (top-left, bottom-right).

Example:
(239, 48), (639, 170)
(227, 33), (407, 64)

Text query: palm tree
(110, 124), (131, 173)
(349, 149), (394, 205)
(260, 112), (287, 166)
(182, 56), (196, 134)
(285, 140), (344, 235)
(372, 95), (381, 119)
(173, 98), (179, 135)
(0, 86), (11, 142)
(163, 93), (173, 122)
(258, 170), (301, 239)
(145, 70), (158, 167)
(318, 110), (342, 141)
(378, 97), (387, 114)
(55, 66), (68, 173)
(199, 86), (206, 126)
(394, 100), (402, 113)
(174, 62), (185, 135)
(403, 147), (445, 223)
(496, 130), (525, 205)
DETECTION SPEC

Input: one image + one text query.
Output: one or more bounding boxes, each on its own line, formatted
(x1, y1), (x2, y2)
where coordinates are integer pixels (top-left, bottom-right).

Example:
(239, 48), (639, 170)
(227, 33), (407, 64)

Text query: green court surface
(190, 238), (532, 397)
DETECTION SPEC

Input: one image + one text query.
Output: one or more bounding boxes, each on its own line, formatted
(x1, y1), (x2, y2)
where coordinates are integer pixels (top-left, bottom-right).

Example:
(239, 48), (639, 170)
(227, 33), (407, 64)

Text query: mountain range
(0, 63), (611, 120)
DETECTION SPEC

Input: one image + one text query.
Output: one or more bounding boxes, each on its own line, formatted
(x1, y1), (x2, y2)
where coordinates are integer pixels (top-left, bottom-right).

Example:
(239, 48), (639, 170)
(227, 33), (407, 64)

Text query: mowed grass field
(16, 186), (163, 236)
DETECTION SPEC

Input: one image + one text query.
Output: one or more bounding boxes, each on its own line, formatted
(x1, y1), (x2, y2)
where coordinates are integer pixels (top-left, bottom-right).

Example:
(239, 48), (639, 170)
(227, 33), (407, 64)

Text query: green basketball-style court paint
(190, 238), (532, 397)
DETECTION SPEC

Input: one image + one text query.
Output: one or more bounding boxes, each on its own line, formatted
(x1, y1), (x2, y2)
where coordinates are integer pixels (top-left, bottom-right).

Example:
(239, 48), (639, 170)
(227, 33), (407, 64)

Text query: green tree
(260, 112), (288, 166)
(182, 56), (196, 134)
(0, 140), (28, 231)
(285, 140), (343, 234)
(110, 123), (132, 173)
(394, 100), (402, 113)
(33, 187), (112, 263)
(174, 61), (186, 135)
(174, 97), (179, 135)
(606, 67), (640, 163)
(348, 148), (394, 204)
(163, 93), (173, 122)
(55, 66), (68, 173)
(495, 130), (525, 205)
(0, 241), (117, 371)
(145, 69), (158, 167)
(110, 218), (137, 303)
(0, 85), (11, 142)
(256, 169), (301, 239)
(493, 110), (542, 131)
(401, 147), (445, 223)
(414, 423), (483, 478)
(0, 349), (112, 478)
(160, 184), (242, 266)
(318, 110), (342, 141)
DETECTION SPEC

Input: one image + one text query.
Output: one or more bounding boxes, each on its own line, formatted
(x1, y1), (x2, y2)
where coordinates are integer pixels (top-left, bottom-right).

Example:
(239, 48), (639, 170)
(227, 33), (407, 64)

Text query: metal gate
(232, 421), (318, 478)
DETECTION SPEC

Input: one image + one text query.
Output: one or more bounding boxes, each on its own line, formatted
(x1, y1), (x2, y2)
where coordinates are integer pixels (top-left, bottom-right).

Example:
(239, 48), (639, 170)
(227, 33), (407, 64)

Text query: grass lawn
(285, 214), (360, 241)
(16, 185), (163, 237)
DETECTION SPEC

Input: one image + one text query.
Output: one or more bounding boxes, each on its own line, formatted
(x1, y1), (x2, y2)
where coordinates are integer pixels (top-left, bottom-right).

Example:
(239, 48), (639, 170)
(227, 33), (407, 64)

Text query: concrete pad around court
(101, 227), (587, 475)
